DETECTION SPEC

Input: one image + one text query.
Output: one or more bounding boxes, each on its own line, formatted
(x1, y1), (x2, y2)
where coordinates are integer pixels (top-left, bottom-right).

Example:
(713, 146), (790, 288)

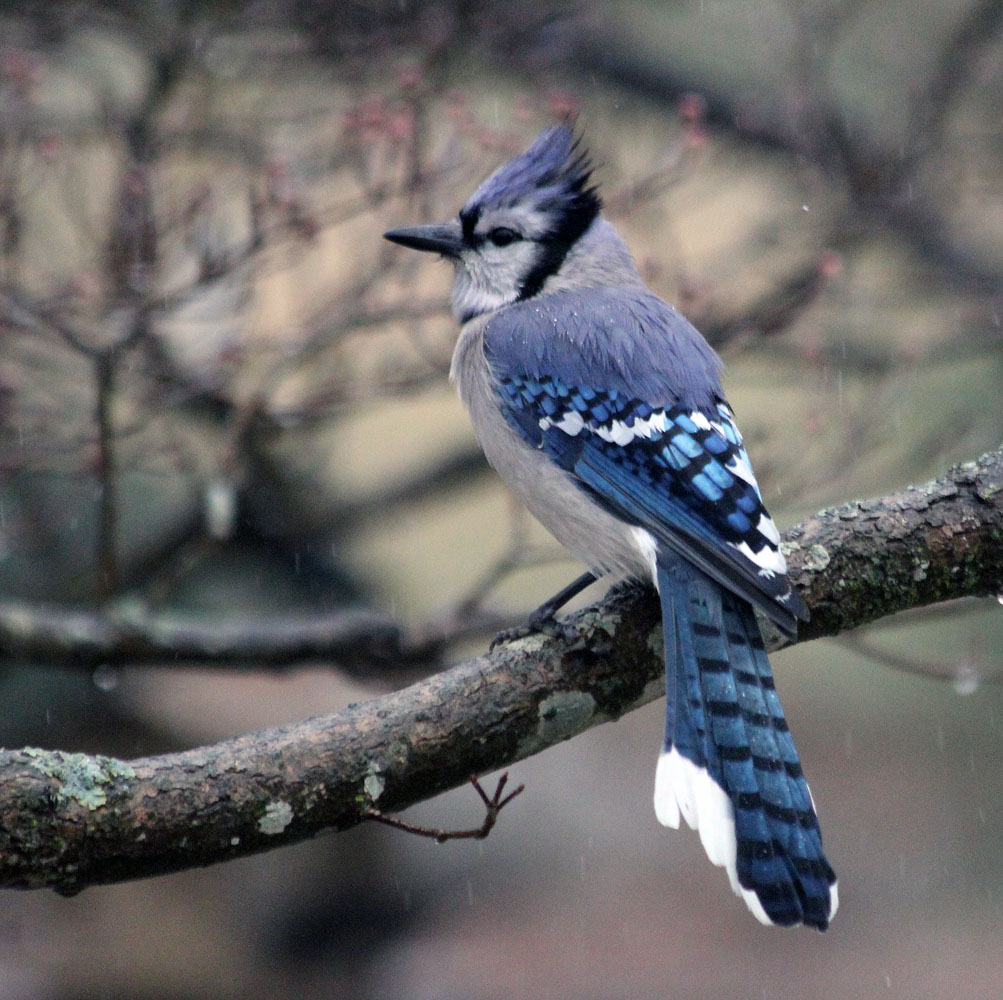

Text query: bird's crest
(461, 124), (601, 239)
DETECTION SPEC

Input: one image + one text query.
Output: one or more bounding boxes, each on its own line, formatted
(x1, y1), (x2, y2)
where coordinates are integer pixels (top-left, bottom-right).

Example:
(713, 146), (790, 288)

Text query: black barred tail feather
(653, 556), (838, 930)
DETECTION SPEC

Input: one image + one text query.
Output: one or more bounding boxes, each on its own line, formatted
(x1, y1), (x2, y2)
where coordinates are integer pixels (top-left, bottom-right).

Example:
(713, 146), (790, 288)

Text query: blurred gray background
(2, 0), (1003, 997)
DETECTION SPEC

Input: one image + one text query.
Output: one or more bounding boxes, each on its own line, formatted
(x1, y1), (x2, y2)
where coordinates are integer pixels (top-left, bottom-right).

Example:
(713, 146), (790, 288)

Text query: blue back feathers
(484, 286), (723, 411)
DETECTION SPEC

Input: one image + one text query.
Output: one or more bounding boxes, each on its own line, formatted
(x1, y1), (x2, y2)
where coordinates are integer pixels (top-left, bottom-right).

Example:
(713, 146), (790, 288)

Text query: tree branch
(783, 447), (1003, 641)
(1, 447), (1001, 893)
(0, 602), (404, 672)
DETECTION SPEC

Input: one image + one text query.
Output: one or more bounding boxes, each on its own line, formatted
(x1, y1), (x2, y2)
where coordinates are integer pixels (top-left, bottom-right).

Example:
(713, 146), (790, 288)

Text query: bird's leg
(490, 571), (597, 649)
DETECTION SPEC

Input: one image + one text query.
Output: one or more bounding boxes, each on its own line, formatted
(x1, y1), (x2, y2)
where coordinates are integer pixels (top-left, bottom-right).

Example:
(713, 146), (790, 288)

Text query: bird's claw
(489, 611), (576, 650)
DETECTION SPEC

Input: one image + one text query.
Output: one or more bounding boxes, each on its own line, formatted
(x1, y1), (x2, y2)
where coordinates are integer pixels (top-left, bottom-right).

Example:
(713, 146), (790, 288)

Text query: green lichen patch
(363, 761), (386, 802)
(536, 691), (597, 742)
(23, 748), (136, 810)
(257, 799), (294, 835)
(802, 544), (831, 572)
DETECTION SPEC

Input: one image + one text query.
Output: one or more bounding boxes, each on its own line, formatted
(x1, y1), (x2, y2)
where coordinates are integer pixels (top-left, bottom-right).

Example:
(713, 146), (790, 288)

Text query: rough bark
(1, 447), (1001, 893)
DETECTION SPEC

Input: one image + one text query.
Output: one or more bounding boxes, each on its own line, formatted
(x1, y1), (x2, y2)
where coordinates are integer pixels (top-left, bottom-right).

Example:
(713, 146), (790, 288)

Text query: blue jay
(385, 125), (837, 930)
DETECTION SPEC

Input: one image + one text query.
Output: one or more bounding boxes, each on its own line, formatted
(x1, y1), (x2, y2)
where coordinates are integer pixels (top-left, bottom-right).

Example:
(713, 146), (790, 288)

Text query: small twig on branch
(364, 773), (525, 842)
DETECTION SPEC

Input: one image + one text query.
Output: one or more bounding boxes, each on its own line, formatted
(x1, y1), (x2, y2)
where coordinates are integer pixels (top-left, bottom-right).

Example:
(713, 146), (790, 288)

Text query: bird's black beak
(383, 223), (464, 258)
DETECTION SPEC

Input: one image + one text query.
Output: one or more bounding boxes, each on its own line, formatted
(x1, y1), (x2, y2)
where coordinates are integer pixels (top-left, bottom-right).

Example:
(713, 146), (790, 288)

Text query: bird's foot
(490, 606), (576, 650)
(488, 571), (597, 650)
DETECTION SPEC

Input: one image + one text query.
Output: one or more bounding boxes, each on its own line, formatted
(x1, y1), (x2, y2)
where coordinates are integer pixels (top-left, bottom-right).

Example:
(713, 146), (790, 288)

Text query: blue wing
(484, 290), (807, 635)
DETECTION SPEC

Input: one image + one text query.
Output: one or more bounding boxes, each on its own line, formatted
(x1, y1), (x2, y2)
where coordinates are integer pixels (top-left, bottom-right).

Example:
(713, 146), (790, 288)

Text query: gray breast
(450, 316), (652, 582)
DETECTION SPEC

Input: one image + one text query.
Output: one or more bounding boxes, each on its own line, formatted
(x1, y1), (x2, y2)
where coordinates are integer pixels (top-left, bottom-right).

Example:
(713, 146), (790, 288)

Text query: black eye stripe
(459, 206), (480, 243)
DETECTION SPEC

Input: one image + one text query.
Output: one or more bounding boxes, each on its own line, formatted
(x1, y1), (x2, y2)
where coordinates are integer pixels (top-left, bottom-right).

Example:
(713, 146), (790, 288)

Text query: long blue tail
(654, 557), (837, 930)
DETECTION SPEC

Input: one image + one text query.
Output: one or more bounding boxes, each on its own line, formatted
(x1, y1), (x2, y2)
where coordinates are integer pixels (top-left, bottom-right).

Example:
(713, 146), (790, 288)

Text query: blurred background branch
(0, 445), (1000, 674)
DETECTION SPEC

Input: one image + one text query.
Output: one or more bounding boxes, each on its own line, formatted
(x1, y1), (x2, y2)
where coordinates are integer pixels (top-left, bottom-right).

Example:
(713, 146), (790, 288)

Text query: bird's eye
(487, 227), (521, 247)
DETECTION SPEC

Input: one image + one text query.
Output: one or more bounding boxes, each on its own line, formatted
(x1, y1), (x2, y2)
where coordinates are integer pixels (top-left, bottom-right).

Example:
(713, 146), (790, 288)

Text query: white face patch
(449, 201), (555, 321)
(475, 204), (552, 241)
(451, 241), (540, 320)
(451, 274), (515, 320)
